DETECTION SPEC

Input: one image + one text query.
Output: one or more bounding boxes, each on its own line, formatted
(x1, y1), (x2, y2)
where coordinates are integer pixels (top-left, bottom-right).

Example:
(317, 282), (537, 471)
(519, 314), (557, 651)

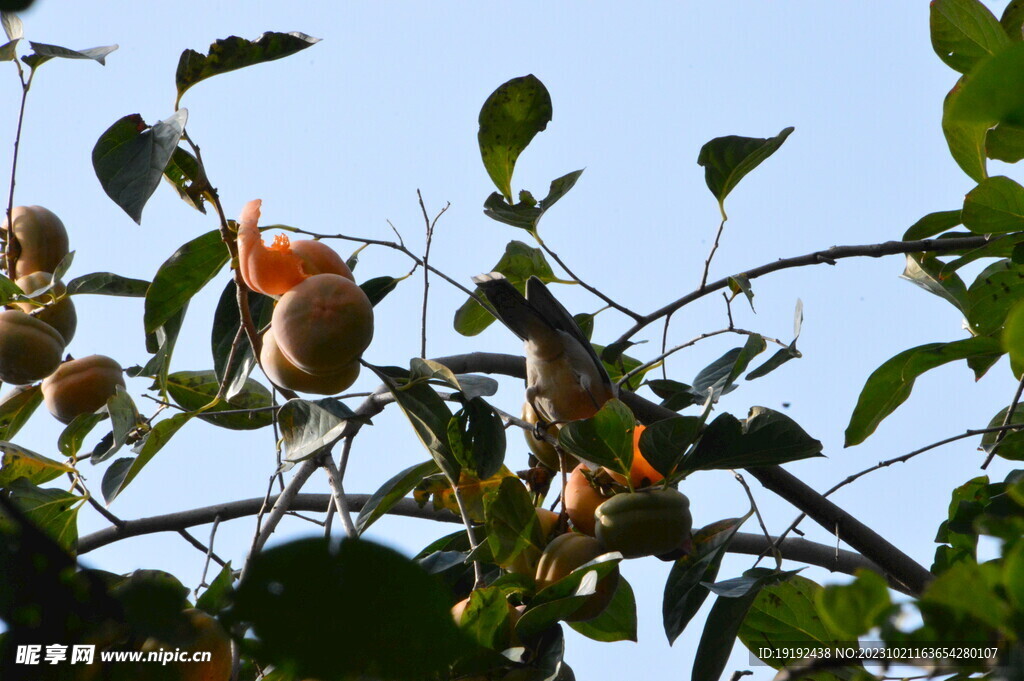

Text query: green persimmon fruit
(594, 488), (692, 558)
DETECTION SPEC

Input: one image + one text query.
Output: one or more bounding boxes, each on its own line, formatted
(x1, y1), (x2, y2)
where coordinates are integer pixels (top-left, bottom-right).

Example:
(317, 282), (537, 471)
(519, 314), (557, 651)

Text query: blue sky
(3, 2), (1019, 679)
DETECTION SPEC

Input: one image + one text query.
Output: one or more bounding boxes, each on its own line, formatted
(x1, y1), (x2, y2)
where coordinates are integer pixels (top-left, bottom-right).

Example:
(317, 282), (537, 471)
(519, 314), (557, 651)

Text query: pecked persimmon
(605, 424), (665, 489)
(563, 464), (609, 536)
(41, 355), (125, 424)
(272, 273), (374, 375)
(237, 199), (353, 296)
(260, 327), (360, 395)
(522, 401), (577, 471)
(15, 272), (77, 344)
(1, 205), (69, 279)
(0, 309), (65, 385)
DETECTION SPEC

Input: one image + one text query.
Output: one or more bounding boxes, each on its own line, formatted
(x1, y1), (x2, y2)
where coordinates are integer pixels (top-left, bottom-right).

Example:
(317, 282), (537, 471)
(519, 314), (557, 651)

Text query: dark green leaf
(0, 384), (42, 441)
(930, 0), (1010, 73)
(162, 146), (208, 213)
(0, 38), (16, 62)
(454, 240), (557, 336)
(981, 404), (1024, 461)
(176, 32), (321, 105)
(478, 74), (553, 200)
(229, 537), (469, 680)
(691, 336), (767, 401)
(136, 305), (187, 396)
(4, 478), (81, 551)
(66, 272), (149, 297)
(685, 408), (822, 472)
(22, 41), (117, 69)
(569, 577), (637, 642)
(1004, 302), (1024, 380)
(356, 460), (439, 535)
(727, 274), (755, 310)
(593, 343), (651, 391)
(903, 209), (964, 240)
(166, 370), (273, 430)
(517, 554), (622, 639)
(0, 441), (74, 487)
(963, 176), (1024, 234)
(482, 169), (584, 231)
(195, 562), (234, 615)
(145, 229), (228, 333)
(692, 568), (780, 681)
(558, 399), (635, 474)
(987, 122), (1024, 162)
(646, 379), (698, 412)
(697, 127), (794, 210)
(1004, 0), (1024, 40)
(360, 275), (399, 307)
(450, 397), (506, 480)
(922, 559), (1009, 630)
(816, 570), (892, 640)
(845, 337), (1003, 446)
(573, 312), (594, 340)
(968, 259), (1024, 336)
(92, 110), (187, 224)
(638, 416), (702, 479)
(746, 343), (802, 380)
(484, 477), (542, 566)
(901, 254), (969, 313)
(663, 516), (747, 645)
(211, 280), (273, 400)
(278, 398), (358, 463)
(458, 586), (516, 650)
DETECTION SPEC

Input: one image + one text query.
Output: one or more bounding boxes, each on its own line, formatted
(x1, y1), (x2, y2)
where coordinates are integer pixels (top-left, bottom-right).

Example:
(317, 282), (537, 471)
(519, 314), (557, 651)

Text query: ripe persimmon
(0, 309), (65, 385)
(272, 273), (374, 375)
(41, 355), (125, 424)
(1, 205), (69, 279)
(534, 533), (618, 622)
(15, 272), (77, 344)
(237, 199), (352, 296)
(260, 327), (360, 395)
(563, 464), (609, 536)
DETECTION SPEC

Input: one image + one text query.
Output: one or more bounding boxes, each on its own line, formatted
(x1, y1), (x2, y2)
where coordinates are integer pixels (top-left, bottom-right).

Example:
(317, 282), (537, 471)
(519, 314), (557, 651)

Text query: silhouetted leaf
(483, 169), (584, 231)
(22, 41), (117, 69)
(66, 272), (149, 297)
(685, 408), (822, 471)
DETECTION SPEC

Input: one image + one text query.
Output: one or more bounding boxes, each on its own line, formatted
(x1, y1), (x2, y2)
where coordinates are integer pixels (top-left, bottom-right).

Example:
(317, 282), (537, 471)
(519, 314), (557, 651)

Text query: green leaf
(166, 370), (273, 430)
(195, 562), (234, 615)
(477, 74), (553, 201)
(57, 413), (105, 459)
(1004, 301), (1024, 379)
(517, 554), (622, 639)
(92, 110), (188, 224)
(692, 568), (781, 681)
(449, 397), (506, 480)
(558, 399), (635, 475)
(901, 254), (969, 314)
(638, 416), (702, 479)
(144, 230), (228, 334)
(0, 441), (74, 487)
(922, 559), (1009, 630)
(175, 32), (321, 106)
(967, 259), (1024, 335)
(355, 460), (439, 536)
(980, 404), (1024, 461)
(685, 408), (822, 472)
(930, 0), (1010, 73)
(229, 537), (469, 680)
(0, 272), (22, 305)
(745, 342), (802, 381)
(136, 305), (187, 396)
(697, 127), (794, 212)
(103, 413), (193, 503)
(903, 209), (963, 240)
(845, 337), (1003, 446)
(484, 477), (542, 566)
(458, 586), (516, 651)
(569, 577), (637, 643)
(663, 516), (746, 645)
(646, 379), (698, 412)
(727, 274), (755, 310)
(277, 398), (358, 463)
(162, 146), (208, 213)
(3, 478), (82, 552)
(359, 275), (400, 307)
(66, 272), (149, 297)
(943, 43), (1024, 181)
(1003, 0), (1024, 40)
(0, 384), (42, 441)
(987, 121), (1024, 162)
(593, 342), (652, 391)
(0, 38), (18, 62)
(963, 176), (1024, 234)
(453, 240), (557, 336)
(211, 280), (273, 400)
(482, 169), (584, 231)
(691, 336), (767, 401)
(816, 570), (892, 640)
(22, 41), (117, 69)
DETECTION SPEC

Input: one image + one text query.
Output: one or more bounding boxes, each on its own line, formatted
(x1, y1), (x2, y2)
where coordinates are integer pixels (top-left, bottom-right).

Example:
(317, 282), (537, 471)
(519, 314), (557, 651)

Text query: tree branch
(612, 235), (990, 348)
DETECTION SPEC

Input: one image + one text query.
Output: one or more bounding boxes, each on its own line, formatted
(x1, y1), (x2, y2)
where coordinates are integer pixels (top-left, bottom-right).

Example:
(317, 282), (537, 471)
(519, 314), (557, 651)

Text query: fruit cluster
(1, 206), (124, 423)
(237, 200), (374, 395)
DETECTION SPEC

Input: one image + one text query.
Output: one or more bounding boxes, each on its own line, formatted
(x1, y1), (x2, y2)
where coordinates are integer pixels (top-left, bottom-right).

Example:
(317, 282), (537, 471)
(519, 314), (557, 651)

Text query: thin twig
(733, 471), (781, 569)
(4, 66), (33, 277)
(197, 516), (223, 592)
(982, 373), (1024, 469)
(534, 233), (643, 321)
(176, 528), (227, 568)
(612, 235), (991, 348)
(700, 216), (728, 290)
(417, 190), (450, 359)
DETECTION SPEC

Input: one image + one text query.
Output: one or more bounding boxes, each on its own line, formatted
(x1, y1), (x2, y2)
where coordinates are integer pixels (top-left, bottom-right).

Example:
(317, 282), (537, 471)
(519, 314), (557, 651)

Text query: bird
(472, 272), (616, 427)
